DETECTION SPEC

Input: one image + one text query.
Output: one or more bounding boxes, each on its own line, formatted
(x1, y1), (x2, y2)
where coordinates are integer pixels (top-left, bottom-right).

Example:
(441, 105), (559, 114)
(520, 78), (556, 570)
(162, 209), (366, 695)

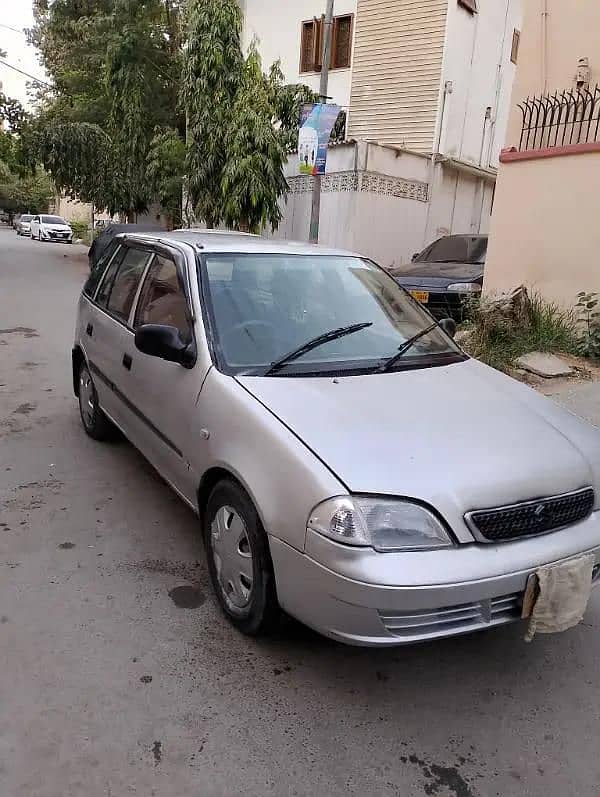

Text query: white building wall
(271, 143), (430, 267)
(440, 0), (522, 168)
(242, 0), (357, 110)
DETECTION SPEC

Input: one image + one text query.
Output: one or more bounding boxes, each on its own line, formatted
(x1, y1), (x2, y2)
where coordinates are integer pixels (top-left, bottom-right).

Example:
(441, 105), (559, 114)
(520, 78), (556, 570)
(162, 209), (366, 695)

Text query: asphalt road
(2, 225), (600, 797)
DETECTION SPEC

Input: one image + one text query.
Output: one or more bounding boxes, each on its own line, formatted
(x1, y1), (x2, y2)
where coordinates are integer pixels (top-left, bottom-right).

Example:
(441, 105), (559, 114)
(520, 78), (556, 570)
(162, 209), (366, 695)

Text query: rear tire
(78, 362), (115, 441)
(204, 480), (280, 636)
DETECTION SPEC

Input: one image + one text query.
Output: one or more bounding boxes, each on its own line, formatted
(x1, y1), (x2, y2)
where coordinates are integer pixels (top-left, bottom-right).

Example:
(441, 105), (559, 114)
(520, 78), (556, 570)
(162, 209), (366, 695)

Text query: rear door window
(95, 246), (127, 308)
(84, 241), (120, 299)
(105, 248), (153, 324)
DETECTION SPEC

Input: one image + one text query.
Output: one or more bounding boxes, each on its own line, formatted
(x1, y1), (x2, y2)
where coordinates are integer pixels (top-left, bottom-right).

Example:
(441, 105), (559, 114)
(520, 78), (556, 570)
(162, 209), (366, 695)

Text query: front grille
(379, 592), (522, 641)
(467, 488), (595, 543)
(426, 294), (467, 322)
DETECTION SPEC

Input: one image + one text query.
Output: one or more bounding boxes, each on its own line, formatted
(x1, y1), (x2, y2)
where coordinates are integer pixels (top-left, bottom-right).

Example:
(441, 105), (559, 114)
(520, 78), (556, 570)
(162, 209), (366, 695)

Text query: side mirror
(411, 252), (420, 262)
(438, 317), (457, 338)
(134, 324), (195, 367)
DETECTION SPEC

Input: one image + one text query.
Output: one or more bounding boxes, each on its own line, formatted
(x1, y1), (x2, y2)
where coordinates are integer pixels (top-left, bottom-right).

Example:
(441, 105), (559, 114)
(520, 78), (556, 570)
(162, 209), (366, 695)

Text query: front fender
(192, 369), (346, 553)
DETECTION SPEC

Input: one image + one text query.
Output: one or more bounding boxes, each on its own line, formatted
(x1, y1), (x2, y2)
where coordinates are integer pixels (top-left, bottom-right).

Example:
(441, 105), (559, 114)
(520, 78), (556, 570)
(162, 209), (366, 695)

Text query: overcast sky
(0, 1), (46, 108)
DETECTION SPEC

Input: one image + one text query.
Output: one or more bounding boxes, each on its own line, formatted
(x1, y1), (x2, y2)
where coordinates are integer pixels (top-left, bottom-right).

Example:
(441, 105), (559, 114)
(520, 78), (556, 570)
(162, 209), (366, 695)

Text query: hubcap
(79, 367), (96, 429)
(211, 506), (254, 610)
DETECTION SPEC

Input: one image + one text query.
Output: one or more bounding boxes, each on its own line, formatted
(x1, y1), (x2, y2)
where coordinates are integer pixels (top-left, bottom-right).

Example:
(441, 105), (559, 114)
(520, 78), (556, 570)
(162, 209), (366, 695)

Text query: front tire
(204, 480), (280, 636)
(78, 362), (115, 441)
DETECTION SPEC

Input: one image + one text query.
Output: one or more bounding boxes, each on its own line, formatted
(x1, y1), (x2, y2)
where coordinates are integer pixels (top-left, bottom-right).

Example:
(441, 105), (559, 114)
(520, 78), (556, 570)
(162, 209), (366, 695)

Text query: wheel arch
(197, 466), (251, 529)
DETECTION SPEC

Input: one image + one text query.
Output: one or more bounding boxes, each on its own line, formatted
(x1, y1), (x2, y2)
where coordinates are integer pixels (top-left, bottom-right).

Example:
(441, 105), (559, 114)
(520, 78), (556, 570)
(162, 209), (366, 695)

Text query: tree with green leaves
(221, 46), (288, 233)
(28, 0), (327, 232)
(180, 0), (243, 228)
(0, 91), (54, 215)
(147, 127), (186, 229)
(29, 0), (185, 218)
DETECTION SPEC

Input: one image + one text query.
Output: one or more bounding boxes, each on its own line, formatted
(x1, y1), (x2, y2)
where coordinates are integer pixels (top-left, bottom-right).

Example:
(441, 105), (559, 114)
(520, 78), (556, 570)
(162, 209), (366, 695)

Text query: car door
(85, 243), (153, 434)
(126, 247), (204, 503)
(31, 216), (39, 238)
(78, 240), (123, 405)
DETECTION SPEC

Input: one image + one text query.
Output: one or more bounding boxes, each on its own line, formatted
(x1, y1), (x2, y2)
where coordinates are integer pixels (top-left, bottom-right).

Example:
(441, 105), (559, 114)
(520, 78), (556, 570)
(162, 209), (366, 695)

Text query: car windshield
(415, 235), (487, 264)
(200, 253), (463, 376)
(20, 215), (33, 222)
(42, 215), (68, 225)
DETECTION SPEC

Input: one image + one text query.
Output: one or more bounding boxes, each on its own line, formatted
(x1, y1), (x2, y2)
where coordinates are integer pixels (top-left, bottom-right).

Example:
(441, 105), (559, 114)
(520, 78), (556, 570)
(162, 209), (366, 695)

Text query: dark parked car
(389, 234), (488, 320)
(88, 223), (163, 272)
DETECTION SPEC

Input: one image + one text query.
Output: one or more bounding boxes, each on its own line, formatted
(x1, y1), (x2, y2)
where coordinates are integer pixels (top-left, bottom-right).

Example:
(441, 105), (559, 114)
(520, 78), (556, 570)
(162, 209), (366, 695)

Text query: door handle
(86, 323), (93, 337)
(122, 353), (132, 371)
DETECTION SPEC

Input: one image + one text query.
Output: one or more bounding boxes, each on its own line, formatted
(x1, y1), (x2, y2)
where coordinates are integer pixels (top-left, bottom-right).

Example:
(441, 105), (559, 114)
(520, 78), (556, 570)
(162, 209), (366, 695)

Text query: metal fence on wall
(518, 85), (600, 152)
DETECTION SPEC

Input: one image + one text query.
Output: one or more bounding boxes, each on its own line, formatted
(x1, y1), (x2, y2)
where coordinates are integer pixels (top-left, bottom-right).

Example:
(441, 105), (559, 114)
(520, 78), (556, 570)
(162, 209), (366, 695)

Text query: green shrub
(463, 291), (579, 372)
(70, 220), (90, 242)
(575, 292), (600, 359)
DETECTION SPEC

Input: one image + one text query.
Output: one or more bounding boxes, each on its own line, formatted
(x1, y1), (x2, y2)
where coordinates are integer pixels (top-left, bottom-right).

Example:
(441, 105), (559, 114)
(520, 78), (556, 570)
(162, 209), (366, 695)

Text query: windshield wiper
(377, 323), (439, 373)
(263, 322), (373, 376)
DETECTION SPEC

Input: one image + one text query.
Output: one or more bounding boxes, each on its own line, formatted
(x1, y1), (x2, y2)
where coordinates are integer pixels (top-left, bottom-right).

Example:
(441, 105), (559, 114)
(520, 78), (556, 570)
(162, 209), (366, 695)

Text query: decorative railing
(518, 85), (600, 151)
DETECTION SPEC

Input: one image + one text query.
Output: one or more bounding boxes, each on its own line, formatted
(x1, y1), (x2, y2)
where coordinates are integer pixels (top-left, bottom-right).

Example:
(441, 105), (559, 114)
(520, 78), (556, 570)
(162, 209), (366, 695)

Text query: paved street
(2, 225), (600, 797)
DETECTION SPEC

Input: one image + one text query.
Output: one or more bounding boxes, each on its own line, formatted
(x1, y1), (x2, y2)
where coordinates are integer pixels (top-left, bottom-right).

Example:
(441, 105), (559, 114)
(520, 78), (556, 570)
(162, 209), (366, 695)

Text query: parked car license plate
(410, 290), (429, 304)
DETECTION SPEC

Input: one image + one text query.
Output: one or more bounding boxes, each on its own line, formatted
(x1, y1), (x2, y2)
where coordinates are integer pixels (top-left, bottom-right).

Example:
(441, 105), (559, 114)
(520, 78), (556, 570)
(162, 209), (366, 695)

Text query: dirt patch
(401, 753), (476, 797)
(0, 417), (32, 438)
(3, 479), (64, 513)
(13, 403), (37, 416)
(168, 585), (205, 609)
(119, 559), (204, 583)
(0, 327), (39, 338)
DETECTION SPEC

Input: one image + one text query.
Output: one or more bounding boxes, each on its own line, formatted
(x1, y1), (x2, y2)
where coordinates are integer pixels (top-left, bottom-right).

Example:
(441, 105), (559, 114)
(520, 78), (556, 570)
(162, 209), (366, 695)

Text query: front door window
(134, 254), (192, 343)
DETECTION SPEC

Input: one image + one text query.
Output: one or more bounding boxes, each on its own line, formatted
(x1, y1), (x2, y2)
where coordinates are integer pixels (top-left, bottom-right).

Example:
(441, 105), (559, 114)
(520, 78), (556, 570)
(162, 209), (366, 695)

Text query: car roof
(118, 229), (361, 258)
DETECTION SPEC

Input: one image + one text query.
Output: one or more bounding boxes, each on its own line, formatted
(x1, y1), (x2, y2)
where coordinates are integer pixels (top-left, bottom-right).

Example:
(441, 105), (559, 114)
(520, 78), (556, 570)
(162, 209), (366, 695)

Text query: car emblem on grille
(534, 503), (547, 522)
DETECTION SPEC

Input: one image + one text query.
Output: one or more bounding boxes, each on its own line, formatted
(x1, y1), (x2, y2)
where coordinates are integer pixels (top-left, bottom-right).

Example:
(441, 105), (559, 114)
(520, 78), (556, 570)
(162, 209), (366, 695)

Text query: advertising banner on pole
(298, 103), (341, 176)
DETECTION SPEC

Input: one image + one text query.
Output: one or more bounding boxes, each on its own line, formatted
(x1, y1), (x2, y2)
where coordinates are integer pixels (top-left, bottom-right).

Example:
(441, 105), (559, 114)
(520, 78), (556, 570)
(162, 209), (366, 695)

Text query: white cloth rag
(525, 554), (595, 642)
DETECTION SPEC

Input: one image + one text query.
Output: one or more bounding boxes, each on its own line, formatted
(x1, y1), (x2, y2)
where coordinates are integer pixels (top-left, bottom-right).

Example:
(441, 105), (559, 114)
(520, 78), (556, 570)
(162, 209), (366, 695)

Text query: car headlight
(307, 496), (453, 552)
(446, 282), (482, 293)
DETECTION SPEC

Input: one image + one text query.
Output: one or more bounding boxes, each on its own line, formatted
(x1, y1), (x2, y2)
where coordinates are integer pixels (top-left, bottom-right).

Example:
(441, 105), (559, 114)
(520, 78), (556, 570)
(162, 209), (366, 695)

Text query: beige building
(485, 0), (600, 305)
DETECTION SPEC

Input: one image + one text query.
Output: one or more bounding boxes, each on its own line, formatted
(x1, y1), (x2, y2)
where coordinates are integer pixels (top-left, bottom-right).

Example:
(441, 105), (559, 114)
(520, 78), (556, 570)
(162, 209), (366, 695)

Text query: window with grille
(300, 15), (353, 73)
(511, 29), (520, 64)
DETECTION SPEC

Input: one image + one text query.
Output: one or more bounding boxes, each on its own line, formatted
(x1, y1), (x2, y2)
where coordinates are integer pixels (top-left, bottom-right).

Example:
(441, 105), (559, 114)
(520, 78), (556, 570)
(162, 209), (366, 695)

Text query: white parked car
(30, 214), (73, 244)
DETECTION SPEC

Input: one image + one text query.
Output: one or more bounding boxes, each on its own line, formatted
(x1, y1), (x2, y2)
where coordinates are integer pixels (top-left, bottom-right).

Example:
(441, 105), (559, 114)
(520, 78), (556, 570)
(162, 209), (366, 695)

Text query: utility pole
(309, 0), (335, 244)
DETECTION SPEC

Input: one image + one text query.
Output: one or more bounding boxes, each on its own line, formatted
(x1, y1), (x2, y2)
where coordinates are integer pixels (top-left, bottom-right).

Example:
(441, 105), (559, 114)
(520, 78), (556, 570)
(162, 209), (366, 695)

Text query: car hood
(390, 261), (484, 286)
(238, 360), (600, 542)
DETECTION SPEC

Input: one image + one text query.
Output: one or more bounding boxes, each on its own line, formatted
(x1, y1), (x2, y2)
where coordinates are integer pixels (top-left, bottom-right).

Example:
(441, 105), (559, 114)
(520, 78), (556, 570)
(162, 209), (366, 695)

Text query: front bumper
(270, 514), (600, 646)
(42, 230), (73, 242)
(398, 284), (476, 321)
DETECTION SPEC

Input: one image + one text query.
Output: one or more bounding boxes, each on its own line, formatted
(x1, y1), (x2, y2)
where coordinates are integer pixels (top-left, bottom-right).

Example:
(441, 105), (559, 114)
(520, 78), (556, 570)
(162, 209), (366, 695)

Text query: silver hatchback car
(73, 231), (600, 646)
